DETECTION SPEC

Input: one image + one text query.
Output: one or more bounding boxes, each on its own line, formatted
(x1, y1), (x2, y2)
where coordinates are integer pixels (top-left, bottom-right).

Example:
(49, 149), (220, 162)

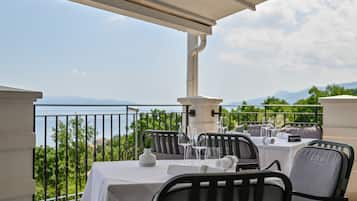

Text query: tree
(263, 96), (288, 105)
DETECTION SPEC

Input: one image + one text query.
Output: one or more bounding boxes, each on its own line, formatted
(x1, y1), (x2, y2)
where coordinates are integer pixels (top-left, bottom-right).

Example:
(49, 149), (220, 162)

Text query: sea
(35, 105), (183, 147)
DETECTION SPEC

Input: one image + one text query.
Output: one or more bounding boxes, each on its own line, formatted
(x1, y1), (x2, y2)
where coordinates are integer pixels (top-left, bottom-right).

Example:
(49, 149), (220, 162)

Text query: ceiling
(70, 0), (267, 35)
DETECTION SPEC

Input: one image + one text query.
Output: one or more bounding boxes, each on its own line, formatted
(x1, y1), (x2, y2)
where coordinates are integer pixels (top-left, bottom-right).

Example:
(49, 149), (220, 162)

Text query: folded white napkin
(167, 165), (225, 176)
(215, 155), (239, 170)
(276, 132), (291, 139)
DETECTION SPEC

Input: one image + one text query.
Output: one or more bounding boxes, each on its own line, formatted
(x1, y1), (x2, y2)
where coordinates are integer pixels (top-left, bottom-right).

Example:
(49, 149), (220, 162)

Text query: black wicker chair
(153, 171), (292, 201)
(143, 130), (184, 160)
(281, 123), (323, 139)
(290, 144), (353, 201)
(197, 133), (281, 172)
(244, 123), (275, 137)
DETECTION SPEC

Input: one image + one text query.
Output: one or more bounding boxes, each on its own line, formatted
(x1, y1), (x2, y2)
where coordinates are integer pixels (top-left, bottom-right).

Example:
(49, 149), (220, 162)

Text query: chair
(281, 123), (322, 139)
(234, 125), (244, 133)
(289, 145), (352, 201)
(143, 130), (184, 160)
(246, 124), (274, 137)
(153, 171), (292, 201)
(308, 140), (355, 199)
(197, 133), (281, 171)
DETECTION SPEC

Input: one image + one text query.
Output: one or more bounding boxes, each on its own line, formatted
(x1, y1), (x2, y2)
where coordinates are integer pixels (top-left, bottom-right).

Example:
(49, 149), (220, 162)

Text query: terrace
(1, 0), (356, 201)
(34, 103), (322, 200)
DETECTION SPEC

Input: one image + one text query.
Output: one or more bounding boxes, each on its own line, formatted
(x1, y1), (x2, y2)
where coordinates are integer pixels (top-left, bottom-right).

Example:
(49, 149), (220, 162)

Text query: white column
(186, 33), (199, 97)
(0, 86), (42, 201)
(319, 95), (357, 200)
(180, 33), (222, 134)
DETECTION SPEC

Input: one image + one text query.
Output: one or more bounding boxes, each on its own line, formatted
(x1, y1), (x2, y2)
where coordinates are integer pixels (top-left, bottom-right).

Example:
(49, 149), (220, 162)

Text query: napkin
(215, 155), (239, 170)
(276, 132), (291, 139)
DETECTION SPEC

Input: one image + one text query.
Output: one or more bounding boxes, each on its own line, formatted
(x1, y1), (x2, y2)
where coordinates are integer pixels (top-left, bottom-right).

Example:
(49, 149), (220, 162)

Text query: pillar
(186, 33), (199, 97)
(178, 96), (222, 134)
(0, 86), (42, 201)
(319, 95), (357, 200)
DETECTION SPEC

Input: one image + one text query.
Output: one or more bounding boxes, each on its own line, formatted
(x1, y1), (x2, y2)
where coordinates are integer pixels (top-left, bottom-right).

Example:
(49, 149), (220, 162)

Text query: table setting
(226, 121), (315, 174)
(82, 157), (240, 201)
(82, 121), (315, 201)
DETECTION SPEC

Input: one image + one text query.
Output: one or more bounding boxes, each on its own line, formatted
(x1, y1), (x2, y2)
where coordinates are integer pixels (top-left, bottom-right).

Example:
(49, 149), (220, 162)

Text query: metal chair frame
(197, 133), (281, 172)
(282, 123), (323, 139)
(143, 130), (184, 159)
(154, 171), (293, 201)
(308, 140), (355, 200)
(291, 145), (352, 201)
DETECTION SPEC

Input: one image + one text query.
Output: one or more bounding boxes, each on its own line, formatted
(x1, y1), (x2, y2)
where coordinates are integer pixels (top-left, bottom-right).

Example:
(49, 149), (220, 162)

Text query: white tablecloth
(250, 137), (314, 174)
(82, 160), (217, 201)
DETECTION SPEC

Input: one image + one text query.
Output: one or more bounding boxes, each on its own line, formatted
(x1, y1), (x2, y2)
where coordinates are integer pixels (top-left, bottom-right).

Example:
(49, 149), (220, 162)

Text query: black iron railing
(216, 104), (323, 130)
(33, 104), (189, 201)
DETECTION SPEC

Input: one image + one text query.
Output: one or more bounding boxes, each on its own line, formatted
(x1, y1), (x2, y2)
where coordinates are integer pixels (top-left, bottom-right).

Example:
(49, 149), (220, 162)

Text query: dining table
(82, 136), (314, 201)
(250, 136), (314, 174)
(82, 160), (223, 201)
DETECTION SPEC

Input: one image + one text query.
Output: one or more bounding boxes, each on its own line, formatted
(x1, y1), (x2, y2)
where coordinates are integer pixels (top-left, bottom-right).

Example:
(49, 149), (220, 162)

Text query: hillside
(232, 81), (357, 105)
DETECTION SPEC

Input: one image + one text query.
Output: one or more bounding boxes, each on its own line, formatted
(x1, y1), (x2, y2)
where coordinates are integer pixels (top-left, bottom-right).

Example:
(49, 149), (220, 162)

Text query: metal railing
(217, 104), (323, 130)
(33, 104), (189, 201)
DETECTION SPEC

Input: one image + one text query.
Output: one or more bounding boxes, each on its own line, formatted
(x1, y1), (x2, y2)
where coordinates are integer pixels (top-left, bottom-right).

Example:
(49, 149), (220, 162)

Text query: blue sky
(1, 0), (357, 104)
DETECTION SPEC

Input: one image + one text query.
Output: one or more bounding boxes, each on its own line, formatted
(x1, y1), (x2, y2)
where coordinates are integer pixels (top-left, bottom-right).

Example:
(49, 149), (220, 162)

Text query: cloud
(71, 68), (87, 77)
(216, 0), (357, 71)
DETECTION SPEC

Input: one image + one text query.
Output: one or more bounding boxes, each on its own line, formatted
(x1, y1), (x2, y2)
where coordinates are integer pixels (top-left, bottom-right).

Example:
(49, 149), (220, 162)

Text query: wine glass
(205, 146), (221, 160)
(177, 126), (190, 160)
(191, 133), (207, 160)
(260, 126), (269, 137)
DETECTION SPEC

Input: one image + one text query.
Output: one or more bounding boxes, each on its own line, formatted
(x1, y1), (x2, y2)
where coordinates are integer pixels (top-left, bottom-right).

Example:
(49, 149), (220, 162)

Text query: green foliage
(295, 84), (357, 105)
(263, 96), (289, 105)
(221, 102), (262, 130)
(223, 85), (357, 129)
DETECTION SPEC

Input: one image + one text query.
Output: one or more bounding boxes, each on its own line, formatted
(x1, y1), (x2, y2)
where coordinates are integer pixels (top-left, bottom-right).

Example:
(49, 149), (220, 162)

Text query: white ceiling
(134, 0), (266, 21)
(71, 0), (267, 34)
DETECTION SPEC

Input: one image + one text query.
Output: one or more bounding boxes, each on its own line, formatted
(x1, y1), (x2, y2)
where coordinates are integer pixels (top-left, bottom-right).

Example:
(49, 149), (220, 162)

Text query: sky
(1, 0), (357, 104)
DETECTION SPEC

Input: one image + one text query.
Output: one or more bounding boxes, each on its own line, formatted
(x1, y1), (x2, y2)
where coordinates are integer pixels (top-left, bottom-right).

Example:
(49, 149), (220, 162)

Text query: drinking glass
(270, 128), (280, 137)
(186, 126), (196, 139)
(260, 126), (269, 137)
(177, 126), (190, 160)
(191, 132), (207, 160)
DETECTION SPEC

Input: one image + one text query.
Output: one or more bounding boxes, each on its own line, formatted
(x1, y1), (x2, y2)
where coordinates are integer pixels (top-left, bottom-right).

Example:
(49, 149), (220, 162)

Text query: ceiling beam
(129, 0), (216, 26)
(71, 0), (212, 35)
(235, 0), (256, 11)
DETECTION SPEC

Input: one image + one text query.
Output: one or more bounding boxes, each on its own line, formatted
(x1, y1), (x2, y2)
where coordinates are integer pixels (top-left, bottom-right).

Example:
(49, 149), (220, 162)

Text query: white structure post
(178, 33), (222, 134)
(0, 86), (42, 201)
(319, 95), (357, 200)
(186, 33), (199, 97)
